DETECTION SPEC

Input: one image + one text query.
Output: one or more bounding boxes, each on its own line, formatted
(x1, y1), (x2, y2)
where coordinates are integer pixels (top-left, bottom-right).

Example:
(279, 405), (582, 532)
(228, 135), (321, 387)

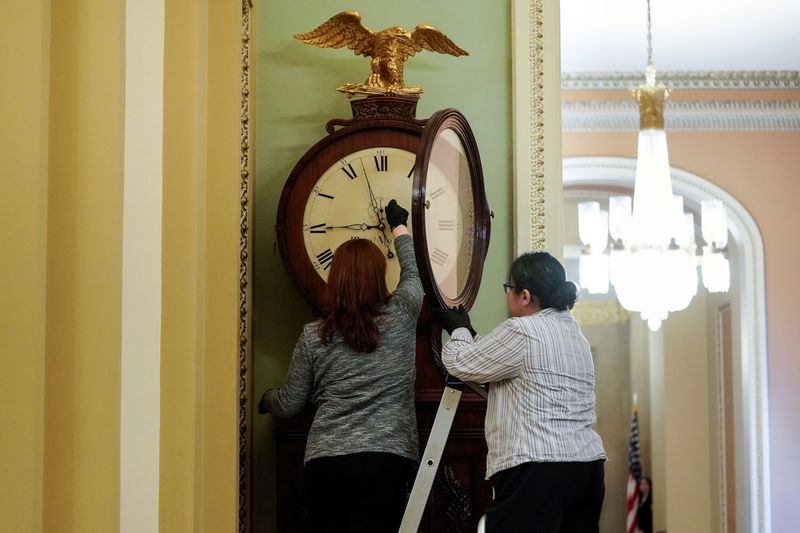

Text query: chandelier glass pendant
(577, 0), (730, 331)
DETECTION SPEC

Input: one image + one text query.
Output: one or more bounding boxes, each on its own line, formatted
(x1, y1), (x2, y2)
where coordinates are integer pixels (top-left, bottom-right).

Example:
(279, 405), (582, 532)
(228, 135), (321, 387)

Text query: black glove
(431, 305), (476, 336)
(385, 199), (408, 229)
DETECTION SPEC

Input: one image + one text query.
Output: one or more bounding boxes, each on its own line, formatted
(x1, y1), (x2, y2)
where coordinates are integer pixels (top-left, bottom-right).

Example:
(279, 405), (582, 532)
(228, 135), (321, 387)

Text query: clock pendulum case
(274, 96), (492, 533)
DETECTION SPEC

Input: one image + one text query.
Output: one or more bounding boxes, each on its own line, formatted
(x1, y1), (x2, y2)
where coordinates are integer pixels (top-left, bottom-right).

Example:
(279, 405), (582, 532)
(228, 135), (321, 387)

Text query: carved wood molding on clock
(326, 96), (426, 133)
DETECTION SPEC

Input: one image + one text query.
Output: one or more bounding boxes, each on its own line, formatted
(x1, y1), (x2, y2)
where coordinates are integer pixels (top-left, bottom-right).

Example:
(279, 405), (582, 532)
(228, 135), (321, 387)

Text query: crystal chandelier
(577, 0), (730, 331)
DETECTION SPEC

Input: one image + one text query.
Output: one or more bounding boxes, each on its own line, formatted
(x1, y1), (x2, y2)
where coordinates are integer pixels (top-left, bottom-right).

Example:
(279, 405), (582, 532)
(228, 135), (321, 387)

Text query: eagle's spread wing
(294, 11), (375, 58)
(405, 25), (469, 60)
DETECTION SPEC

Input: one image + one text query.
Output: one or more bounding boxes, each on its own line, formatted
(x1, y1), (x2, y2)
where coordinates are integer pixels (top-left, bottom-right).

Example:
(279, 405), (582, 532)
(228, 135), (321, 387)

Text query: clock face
(412, 108), (490, 311)
(422, 128), (475, 301)
(302, 146), (416, 291)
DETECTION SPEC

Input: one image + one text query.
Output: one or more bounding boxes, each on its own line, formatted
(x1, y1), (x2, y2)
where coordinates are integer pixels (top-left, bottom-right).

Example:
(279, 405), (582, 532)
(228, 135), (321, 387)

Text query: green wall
(254, 2), (512, 530)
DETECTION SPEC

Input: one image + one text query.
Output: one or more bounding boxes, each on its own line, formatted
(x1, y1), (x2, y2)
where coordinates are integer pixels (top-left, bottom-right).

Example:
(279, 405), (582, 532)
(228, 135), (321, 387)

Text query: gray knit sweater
(264, 234), (423, 463)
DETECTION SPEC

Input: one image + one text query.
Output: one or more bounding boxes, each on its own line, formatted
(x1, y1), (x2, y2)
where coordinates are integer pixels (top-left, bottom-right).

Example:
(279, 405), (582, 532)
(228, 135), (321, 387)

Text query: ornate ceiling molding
(562, 100), (800, 131)
(562, 71), (800, 90)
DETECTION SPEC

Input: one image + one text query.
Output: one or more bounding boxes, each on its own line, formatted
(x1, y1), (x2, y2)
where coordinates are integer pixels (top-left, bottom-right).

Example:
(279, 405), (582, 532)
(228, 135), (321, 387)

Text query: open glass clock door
(412, 108), (492, 311)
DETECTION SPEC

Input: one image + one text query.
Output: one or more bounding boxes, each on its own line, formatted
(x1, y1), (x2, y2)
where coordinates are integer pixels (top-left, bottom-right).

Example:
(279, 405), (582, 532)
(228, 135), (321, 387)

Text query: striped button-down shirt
(441, 308), (606, 478)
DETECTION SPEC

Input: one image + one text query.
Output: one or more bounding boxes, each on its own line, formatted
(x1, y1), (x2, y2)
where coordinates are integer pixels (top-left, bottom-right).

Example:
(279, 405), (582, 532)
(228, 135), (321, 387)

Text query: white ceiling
(560, 0), (800, 72)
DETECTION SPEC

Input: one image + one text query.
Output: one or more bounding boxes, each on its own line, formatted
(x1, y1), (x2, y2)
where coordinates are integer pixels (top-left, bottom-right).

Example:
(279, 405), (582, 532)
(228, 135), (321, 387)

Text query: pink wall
(563, 104), (800, 530)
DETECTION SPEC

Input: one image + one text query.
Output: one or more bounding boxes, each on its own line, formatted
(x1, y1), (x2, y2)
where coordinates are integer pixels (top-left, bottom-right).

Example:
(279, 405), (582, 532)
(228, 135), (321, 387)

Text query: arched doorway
(563, 156), (771, 533)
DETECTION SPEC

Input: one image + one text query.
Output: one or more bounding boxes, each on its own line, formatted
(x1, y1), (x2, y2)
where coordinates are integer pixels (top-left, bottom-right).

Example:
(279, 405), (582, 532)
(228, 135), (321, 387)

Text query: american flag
(626, 409), (642, 533)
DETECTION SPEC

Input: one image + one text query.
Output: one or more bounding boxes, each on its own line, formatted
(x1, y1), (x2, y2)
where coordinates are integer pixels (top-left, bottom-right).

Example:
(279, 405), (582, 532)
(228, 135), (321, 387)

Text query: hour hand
(326, 222), (384, 231)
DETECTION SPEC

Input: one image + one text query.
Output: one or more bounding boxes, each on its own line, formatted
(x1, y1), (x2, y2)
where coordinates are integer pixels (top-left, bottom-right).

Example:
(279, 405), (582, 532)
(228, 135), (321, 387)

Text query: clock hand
(356, 160), (393, 259)
(325, 222), (385, 230)
(359, 160), (382, 218)
(375, 197), (395, 260)
(376, 233), (395, 259)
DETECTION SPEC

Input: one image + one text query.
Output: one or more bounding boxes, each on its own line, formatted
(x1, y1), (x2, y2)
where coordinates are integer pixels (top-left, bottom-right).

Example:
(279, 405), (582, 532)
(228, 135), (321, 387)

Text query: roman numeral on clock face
(374, 155), (388, 172)
(430, 248), (449, 267)
(316, 248), (333, 270)
(309, 223), (326, 234)
(429, 187), (446, 200)
(341, 163), (358, 180)
(438, 220), (455, 231)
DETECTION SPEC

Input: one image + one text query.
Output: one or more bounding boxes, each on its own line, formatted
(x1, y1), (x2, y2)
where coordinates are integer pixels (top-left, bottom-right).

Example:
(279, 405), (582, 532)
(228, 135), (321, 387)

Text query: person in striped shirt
(433, 251), (606, 533)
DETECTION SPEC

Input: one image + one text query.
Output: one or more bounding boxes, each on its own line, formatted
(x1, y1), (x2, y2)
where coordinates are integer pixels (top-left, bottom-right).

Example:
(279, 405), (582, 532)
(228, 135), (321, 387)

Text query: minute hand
(359, 160), (394, 258)
(360, 160), (381, 215)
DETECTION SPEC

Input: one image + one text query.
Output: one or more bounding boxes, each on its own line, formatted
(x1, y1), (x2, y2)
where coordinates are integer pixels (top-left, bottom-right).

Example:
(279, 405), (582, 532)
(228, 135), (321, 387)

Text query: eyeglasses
(502, 283), (518, 294)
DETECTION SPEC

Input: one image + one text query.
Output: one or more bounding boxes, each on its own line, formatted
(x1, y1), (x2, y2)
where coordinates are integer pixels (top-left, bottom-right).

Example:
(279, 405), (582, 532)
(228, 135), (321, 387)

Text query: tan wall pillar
(43, 1), (126, 531)
(2, 0), (243, 530)
(3, 2), (126, 531)
(161, 0), (242, 531)
(0, 2), (51, 531)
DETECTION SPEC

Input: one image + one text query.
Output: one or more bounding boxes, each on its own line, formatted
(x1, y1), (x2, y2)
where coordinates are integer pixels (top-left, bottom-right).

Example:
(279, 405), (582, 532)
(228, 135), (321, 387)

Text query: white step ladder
(399, 376), (488, 533)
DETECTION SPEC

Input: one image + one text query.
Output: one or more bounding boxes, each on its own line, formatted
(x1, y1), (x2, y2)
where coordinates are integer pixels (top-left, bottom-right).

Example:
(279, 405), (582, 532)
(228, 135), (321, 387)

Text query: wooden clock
(274, 96), (492, 533)
(276, 96), (424, 312)
(276, 98), (490, 315)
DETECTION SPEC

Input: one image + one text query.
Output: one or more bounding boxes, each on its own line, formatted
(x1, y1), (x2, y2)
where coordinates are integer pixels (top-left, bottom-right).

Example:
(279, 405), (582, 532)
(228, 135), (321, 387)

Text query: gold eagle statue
(294, 10), (469, 96)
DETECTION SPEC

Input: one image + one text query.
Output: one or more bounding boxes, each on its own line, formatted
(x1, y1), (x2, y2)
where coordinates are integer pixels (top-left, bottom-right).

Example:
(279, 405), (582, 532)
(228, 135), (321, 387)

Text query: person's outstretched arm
(440, 318), (526, 383)
(386, 200), (423, 319)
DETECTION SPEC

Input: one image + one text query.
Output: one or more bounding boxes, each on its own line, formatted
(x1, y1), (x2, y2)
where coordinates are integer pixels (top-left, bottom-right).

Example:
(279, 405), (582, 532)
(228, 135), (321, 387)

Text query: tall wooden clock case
(275, 95), (492, 533)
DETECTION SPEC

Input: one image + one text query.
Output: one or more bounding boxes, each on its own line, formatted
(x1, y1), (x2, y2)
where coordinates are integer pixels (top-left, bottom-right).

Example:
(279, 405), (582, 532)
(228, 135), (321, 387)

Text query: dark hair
(319, 239), (390, 353)
(640, 476), (652, 494)
(507, 251), (577, 310)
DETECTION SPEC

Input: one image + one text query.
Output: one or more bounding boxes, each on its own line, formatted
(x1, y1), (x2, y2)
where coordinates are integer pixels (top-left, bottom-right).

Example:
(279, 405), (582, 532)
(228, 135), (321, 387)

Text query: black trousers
(304, 452), (414, 533)
(486, 460), (605, 533)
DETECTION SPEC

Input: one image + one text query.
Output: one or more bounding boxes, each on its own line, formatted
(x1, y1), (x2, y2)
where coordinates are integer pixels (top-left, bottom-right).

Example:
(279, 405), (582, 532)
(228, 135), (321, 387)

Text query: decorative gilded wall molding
(562, 70), (800, 90)
(512, 0), (548, 254)
(572, 300), (630, 326)
(238, 0), (253, 532)
(529, 0), (546, 251)
(562, 100), (800, 132)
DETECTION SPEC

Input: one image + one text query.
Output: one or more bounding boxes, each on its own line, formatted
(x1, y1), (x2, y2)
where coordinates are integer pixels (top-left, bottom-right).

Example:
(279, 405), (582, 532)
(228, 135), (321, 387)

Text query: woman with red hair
(259, 200), (422, 533)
